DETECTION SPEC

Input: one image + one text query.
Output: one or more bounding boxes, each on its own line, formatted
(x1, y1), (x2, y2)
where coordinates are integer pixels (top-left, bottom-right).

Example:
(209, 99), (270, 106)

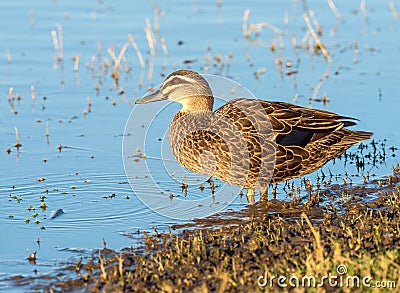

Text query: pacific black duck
(136, 70), (372, 203)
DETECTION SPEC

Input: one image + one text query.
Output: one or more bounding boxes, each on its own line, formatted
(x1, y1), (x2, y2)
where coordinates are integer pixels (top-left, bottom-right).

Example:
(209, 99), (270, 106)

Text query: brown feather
(170, 98), (372, 187)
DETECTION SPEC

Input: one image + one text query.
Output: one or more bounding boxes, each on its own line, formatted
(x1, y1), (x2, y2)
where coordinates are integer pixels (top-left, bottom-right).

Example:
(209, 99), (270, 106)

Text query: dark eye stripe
(163, 76), (192, 89)
(164, 83), (187, 97)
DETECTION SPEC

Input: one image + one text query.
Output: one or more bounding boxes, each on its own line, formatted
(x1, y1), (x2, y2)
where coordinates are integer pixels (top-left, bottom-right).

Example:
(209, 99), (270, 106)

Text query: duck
(135, 70), (372, 203)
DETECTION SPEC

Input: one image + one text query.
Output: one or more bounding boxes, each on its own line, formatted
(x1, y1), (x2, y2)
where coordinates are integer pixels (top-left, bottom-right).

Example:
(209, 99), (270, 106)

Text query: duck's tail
(344, 130), (373, 145)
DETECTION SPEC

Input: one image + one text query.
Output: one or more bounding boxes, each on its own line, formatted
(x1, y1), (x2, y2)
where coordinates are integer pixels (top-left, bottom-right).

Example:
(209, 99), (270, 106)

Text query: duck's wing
(261, 101), (356, 135)
(263, 101), (372, 182)
(217, 99), (362, 144)
(216, 99), (372, 184)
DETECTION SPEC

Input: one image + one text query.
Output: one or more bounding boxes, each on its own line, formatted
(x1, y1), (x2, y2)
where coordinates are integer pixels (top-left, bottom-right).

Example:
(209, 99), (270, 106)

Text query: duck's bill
(135, 89), (166, 104)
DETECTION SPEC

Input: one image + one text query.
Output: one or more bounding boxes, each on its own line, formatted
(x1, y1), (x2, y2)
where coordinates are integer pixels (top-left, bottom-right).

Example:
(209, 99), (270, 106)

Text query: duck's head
(135, 70), (214, 112)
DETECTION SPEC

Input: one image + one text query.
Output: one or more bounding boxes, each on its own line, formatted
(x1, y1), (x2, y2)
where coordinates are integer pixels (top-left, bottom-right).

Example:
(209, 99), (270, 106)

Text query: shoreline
(12, 165), (399, 292)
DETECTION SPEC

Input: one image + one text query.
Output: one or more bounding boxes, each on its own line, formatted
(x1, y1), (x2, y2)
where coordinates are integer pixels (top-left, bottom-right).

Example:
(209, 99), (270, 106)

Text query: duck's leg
(246, 188), (255, 204)
(260, 186), (268, 202)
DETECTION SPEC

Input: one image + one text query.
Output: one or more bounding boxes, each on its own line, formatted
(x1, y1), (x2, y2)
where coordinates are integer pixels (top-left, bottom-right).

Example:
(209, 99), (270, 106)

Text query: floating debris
(182, 59), (197, 64)
(128, 34), (145, 69)
(303, 12), (331, 63)
(73, 54), (79, 72)
(145, 18), (156, 56)
(14, 127), (22, 148)
(160, 37), (168, 56)
(51, 23), (64, 66)
(27, 252), (37, 264)
(50, 209), (64, 219)
(327, 0), (342, 21)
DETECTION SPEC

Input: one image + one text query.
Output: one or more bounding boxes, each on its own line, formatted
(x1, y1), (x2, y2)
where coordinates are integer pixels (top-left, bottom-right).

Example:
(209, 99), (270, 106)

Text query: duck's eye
(164, 77), (179, 89)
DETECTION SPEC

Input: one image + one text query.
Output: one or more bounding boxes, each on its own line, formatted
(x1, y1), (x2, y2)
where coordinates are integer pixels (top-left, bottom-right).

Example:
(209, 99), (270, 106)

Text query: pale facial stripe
(162, 75), (197, 97)
(163, 74), (197, 85)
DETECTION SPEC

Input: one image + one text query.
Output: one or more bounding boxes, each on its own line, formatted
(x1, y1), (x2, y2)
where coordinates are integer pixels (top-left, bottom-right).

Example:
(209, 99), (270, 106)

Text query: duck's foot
(260, 186), (268, 202)
(246, 188), (255, 205)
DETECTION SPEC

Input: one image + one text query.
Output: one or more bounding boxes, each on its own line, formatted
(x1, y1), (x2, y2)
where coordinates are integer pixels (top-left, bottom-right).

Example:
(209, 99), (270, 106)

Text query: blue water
(0, 0), (399, 290)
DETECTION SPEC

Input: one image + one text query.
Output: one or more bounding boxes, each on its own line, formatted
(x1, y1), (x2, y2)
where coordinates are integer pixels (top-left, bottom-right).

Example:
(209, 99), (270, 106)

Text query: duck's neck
(172, 95), (214, 122)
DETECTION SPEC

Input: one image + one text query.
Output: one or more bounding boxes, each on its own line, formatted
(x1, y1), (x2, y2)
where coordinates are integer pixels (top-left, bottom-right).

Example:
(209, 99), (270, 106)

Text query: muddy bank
(12, 165), (400, 292)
